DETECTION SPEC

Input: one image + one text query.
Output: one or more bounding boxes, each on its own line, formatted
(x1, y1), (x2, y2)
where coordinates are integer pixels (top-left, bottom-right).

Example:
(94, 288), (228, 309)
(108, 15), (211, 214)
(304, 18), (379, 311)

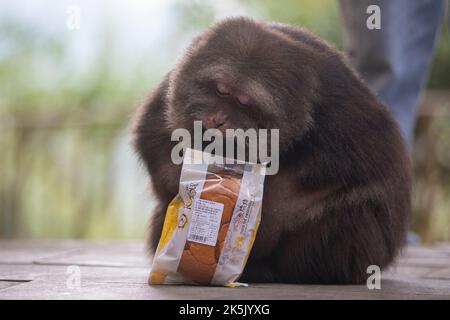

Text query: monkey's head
(165, 17), (330, 153)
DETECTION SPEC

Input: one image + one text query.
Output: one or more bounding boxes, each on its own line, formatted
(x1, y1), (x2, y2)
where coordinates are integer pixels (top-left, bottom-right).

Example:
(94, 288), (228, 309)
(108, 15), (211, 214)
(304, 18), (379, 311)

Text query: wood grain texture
(0, 241), (449, 300)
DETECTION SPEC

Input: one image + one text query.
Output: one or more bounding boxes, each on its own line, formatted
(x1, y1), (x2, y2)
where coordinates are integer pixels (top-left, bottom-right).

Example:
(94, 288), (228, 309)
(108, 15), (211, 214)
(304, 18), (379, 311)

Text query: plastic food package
(149, 148), (266, 287)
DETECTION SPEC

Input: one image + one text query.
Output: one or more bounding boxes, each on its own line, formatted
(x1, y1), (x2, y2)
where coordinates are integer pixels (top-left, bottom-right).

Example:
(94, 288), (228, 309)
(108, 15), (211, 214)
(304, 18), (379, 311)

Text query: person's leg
(339, 0), (444, 148)
(447, 0), (450, 33)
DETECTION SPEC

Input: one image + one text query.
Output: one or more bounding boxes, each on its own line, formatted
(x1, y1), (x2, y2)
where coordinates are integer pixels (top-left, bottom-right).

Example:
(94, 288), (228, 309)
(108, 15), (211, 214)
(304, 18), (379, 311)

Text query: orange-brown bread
(177, 174), (241, 284)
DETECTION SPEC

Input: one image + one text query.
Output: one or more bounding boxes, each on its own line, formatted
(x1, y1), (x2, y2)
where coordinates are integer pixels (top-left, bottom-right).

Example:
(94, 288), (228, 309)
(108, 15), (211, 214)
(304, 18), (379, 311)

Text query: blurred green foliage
(246, 0), (343, 44)
(0, 14), (155, 239)
(429, 25), (450, 88)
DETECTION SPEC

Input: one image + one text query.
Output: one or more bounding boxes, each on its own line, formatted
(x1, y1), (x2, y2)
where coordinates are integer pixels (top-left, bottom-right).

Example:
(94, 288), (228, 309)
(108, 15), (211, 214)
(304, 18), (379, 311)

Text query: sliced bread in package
(149, 148), (266, 286)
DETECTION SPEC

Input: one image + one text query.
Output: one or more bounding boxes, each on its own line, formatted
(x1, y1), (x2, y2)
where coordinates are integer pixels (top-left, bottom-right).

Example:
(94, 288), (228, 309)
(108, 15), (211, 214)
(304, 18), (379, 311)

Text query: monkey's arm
(132, 73), (183, 253)
(132, 73), (181, 202)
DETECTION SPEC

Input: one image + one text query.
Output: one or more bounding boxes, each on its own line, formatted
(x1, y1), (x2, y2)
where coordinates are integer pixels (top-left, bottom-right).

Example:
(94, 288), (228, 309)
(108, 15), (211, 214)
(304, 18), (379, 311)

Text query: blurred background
(0, 0), (449, 242)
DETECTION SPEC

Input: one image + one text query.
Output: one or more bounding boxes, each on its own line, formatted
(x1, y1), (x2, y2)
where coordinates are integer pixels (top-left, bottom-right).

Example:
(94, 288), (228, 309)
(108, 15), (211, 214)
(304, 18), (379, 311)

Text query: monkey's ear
(189, 33), (210, 51)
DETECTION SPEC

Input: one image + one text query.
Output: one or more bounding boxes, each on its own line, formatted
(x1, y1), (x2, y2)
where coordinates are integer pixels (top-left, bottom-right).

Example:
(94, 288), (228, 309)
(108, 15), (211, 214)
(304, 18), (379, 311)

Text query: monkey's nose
(204, 113), (228, 129)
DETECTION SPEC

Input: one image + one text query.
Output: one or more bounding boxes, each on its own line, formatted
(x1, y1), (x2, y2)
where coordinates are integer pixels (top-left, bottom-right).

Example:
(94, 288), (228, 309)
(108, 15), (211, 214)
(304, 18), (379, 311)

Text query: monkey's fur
(132, 17), (411, 284)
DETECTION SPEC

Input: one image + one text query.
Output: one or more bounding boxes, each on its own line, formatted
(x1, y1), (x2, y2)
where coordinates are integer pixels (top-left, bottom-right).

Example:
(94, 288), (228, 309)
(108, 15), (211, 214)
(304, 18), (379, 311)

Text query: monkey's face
(166, 19), (321, 154)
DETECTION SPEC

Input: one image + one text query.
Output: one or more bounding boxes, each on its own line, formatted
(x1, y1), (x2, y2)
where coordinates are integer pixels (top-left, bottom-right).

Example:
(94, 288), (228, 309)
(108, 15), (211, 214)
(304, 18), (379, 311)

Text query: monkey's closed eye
(216, 82), (231, 96)
(236, 93), (250, 106)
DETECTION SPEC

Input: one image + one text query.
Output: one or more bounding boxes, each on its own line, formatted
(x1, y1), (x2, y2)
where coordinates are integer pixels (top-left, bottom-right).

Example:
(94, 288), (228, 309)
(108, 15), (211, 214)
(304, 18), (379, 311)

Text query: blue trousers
(339, 0), (446, 148)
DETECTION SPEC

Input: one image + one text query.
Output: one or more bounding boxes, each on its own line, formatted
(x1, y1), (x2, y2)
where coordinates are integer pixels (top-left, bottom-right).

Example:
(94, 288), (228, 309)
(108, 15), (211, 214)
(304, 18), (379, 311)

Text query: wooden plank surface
(0, 240), (449, 300)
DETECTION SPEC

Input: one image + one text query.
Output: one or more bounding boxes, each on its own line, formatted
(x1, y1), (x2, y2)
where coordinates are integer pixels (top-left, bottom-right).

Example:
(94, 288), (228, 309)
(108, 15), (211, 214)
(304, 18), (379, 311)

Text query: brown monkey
(132, 17), (411, 284)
